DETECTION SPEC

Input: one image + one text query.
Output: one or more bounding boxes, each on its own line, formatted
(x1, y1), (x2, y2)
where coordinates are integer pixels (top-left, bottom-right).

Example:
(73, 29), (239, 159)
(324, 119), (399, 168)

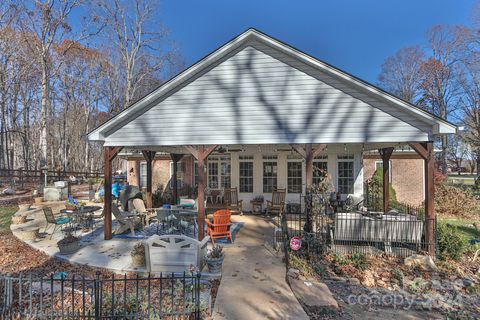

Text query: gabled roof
(88, 28), (456, 144)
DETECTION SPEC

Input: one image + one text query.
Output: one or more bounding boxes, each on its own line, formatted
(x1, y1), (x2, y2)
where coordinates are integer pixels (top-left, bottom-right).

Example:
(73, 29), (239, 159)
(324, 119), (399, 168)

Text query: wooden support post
(103, 146), (123, 240)
(290, 144), (326, 233)
(379, 147), (394, 213)
(170, 154), (184, 205)
(409, 142), (436, 255)
(186, 145), (217, 240)
(142, 151), (156, 209)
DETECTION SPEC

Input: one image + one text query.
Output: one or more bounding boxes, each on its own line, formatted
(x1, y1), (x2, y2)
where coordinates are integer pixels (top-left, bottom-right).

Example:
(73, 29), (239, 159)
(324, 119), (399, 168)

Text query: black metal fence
(280, 195), (435, 258)
(0, 272), (204, 319)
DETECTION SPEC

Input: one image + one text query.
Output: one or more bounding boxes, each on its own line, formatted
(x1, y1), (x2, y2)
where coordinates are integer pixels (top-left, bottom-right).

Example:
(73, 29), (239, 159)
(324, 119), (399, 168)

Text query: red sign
(290, 236), (302, 251)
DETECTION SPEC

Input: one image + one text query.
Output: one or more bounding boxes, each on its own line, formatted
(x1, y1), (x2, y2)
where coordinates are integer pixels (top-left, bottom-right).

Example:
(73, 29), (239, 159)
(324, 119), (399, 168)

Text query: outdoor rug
(112, 221), (244, 242)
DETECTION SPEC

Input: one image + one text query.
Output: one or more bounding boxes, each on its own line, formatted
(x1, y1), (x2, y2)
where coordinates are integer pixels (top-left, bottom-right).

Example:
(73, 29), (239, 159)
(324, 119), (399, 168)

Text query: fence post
(94, 272), (101, 319)
(195, 272), (201, 319)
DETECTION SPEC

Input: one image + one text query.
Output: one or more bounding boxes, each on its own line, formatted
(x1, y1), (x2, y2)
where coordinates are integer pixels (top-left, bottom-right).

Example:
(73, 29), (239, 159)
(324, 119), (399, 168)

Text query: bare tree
(96, 0), (177, 109)
(377, 46), (425, 103)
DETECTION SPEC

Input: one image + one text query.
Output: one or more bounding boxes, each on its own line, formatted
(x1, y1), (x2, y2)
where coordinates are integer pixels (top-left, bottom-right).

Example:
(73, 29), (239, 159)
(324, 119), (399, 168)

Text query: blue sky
(157, 0), (477, 83)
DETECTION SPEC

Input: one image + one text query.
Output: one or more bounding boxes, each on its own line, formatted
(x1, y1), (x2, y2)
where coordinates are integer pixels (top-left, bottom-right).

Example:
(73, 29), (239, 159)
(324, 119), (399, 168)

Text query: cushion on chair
(55, 217), (71, 224)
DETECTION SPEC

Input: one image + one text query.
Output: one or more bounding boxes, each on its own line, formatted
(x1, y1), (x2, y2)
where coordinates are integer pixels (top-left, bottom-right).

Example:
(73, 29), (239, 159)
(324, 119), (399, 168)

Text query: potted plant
(205, 245), (224, 273)
(57, 233), (80, 255)
(131, 242), (146, 267)
(253, 195), (264, 203)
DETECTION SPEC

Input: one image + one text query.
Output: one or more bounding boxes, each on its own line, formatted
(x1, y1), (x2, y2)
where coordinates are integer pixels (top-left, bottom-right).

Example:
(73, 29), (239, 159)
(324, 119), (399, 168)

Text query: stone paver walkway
(213, 215), (309, 320)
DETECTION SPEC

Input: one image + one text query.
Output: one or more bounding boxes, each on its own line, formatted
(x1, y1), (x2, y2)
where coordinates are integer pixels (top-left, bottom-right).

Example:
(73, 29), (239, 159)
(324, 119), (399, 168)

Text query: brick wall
(126, 156), (194, 193)
(363, 155), (424, 206)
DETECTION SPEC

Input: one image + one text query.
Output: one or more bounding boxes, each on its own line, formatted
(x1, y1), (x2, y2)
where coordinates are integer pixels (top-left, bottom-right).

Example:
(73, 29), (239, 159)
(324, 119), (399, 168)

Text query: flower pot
(57, 239), (80, 255)
(34, 197), (43, 204)
(131, 253), (146, 268)
(205, 254), (225, 273)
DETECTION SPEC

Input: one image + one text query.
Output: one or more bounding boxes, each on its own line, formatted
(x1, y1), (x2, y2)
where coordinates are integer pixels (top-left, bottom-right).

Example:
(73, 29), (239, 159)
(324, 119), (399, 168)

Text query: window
(375, 160), (392, 182)
(313, 156), (328, 186)
(204, 155), (231, 189)
(139, 161), (147, 188)
(239, 156), (254, 193)
(287, 161), (302, 193)
(338, 155), (354, 194)
(208, 162), (219, 188)
(263, 156), (277, 193)
(169, 161), (185, 189)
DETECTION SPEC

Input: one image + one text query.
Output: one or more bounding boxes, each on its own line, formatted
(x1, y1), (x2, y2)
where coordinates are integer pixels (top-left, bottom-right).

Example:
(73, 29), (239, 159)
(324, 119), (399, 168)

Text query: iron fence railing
(279, 195), (435, 258)
(0, 272), (203, 319)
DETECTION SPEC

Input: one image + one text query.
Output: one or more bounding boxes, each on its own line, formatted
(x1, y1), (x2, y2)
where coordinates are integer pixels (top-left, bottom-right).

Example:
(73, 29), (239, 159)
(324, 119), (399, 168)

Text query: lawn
(0, 205), (18, 233)
(447, 175), (476, 186)
(440, 218), (479, 240)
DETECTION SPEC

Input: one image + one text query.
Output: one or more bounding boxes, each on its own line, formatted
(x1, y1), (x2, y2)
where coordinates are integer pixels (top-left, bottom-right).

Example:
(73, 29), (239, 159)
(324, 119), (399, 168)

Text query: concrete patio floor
(213, 215), (309, 320)
(10, 202), (145, 273)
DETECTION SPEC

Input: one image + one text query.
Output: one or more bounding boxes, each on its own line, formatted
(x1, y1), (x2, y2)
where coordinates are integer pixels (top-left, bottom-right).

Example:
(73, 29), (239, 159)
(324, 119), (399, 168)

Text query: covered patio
(88, 29), (457, 256)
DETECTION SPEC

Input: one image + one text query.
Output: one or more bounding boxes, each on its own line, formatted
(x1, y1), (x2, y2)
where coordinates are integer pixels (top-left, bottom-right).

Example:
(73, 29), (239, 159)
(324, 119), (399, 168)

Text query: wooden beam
(103, 147), (122, 240)
(409, 141), (436, 255)
(379, 147), (394, 213)
(408, 142), (429, 160)
(186, 145), (217, 240)
(142, 150), (156, 208)
(424, 142), (436, 255)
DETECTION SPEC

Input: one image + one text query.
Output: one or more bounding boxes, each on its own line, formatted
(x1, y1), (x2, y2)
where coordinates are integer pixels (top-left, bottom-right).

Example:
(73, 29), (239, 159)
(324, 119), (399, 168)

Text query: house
(87, 29), (457, 255)
(123, 147), (425, 207)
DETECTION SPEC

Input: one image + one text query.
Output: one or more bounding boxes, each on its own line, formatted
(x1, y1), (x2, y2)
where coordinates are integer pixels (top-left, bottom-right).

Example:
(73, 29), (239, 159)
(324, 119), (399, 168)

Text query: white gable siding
(105, 45), (431, 146)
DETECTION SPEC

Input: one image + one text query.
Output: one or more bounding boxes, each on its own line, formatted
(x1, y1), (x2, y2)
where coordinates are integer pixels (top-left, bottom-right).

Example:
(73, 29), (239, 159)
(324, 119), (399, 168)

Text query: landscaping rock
(361, 270), (376, 287)
(2, 188), (15, 195)
(287, 268), (300, 279)
(289, 278), (339, 310)
(346, 277), (360, 285)
(404, 254), (438, 271)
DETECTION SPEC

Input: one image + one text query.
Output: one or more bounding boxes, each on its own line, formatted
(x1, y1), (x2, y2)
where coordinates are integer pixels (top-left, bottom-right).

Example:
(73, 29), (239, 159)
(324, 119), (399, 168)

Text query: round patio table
(61, 206), (102, 232)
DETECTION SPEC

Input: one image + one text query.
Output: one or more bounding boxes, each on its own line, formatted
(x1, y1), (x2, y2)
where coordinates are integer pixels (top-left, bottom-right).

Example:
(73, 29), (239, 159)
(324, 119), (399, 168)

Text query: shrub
(366, 168), (397, 210)
(435, 182), (479, 217)
(437, 222), (468, 261)
(350, 253), (369, 270)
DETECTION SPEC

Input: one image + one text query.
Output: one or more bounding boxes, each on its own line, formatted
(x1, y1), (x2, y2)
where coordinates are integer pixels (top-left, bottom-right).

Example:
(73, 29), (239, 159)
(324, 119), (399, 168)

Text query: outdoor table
(61, 206), (102, 232)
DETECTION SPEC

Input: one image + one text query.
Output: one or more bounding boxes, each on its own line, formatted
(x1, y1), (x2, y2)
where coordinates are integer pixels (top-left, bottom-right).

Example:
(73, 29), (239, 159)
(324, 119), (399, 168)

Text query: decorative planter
(11, 215), (27, 225)
(17, 227), (39, 240)
(131, 253), (146, 268)
(205, 255), (225, 273)
(34, 197), (43, 204)
(57, 239), (80, 255)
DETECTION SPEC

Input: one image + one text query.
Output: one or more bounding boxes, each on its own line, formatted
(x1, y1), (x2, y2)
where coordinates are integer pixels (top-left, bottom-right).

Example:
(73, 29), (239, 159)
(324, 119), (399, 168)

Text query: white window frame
(287, 158), (303, 194)
(337, 155), (354, 194)
(139, 161), (147, 188)
(239, 156), (254, 193)
(262, 155), (278, 193)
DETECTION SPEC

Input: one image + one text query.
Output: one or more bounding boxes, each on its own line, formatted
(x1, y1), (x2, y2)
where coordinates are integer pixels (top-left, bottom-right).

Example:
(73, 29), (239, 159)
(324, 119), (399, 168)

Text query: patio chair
(215, 188), (224, 204)
(266, 188), (286, 215)
(205, 209), (232, 245)
(130, 198), (150, 225)
(43, 207), (71, 239)
(224, 187), (243, 215)
(111, 204), (142, 236)
(205, 188), (214, 204)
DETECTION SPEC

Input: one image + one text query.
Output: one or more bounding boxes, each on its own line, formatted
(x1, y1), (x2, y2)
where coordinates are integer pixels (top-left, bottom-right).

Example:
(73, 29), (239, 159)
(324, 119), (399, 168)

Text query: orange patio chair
(205, 209), (233, 245)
